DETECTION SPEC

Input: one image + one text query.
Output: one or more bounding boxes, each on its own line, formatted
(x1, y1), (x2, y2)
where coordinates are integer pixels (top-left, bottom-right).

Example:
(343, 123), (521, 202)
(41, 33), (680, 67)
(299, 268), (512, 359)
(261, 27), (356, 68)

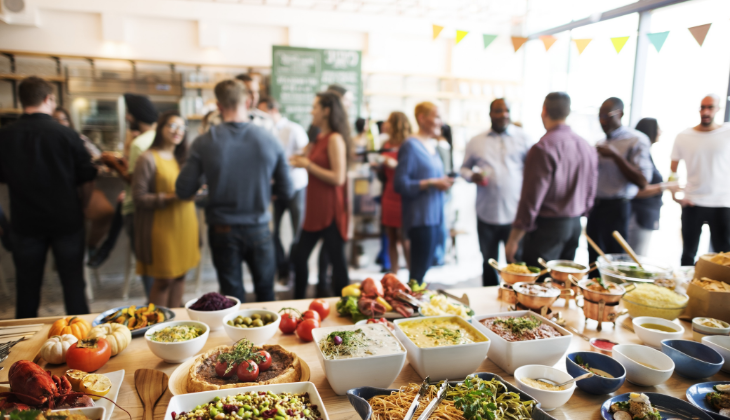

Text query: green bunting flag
(482, 34), (498, 50)
(646, 31), (669, 52)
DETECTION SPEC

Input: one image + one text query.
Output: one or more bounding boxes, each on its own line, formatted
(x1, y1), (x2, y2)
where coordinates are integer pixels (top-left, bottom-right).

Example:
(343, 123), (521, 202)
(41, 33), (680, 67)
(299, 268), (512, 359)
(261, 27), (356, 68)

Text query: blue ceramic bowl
(565, 352), (626, 395)
(601, 392), (713, 420)
(347, 372), (553, 420)
(661, 339), (724, 379)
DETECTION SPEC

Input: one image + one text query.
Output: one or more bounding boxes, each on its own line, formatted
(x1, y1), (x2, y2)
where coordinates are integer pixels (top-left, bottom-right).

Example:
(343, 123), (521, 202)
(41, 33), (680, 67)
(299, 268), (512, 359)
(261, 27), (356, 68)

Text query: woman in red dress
(379, 112), (412, 273)
(290, 92), (351, 299)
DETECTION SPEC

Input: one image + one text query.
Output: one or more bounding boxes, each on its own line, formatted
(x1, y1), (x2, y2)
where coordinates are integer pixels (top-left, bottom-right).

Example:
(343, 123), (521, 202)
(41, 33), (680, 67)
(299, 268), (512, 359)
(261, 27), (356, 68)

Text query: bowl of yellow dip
(622, 283), (688, 320)
(393, 316), (489, 380)
(144, 320), (210, 363)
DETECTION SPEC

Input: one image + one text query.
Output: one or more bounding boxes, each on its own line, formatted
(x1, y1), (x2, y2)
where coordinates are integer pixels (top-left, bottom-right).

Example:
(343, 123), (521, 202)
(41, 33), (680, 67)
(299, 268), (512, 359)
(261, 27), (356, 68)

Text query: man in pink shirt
(505, 92), (598, 268)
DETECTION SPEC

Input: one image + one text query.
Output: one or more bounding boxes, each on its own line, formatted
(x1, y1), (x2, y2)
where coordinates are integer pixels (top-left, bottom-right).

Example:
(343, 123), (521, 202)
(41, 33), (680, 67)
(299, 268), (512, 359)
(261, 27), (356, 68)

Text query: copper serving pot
(538, 258), (593, 283)
(577, 296), (625, 323)
(512, 281), (574, 311)
(489, 259), (547, 285)
(572, 276), (634, 304)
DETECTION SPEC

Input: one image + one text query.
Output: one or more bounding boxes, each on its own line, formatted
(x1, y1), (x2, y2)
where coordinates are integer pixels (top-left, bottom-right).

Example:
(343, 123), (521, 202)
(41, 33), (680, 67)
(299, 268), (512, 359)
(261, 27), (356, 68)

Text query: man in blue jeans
(177, 80), (293, 302)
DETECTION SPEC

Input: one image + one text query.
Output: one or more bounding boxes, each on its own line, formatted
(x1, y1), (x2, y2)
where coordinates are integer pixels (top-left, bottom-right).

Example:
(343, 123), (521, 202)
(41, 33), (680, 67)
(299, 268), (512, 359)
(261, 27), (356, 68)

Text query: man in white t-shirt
(260, 97), (310, 280)
(670, 94), (730, 265)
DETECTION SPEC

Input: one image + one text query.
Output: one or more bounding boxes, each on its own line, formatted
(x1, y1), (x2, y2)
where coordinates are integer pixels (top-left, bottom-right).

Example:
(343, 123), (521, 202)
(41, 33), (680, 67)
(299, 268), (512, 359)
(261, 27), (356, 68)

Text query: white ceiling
(178, 0), (530, 25)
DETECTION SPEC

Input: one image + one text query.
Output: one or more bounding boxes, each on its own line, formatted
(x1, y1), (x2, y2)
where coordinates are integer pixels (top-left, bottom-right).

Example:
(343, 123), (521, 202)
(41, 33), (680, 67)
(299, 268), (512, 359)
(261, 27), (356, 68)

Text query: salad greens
(336, 296), (367, 323)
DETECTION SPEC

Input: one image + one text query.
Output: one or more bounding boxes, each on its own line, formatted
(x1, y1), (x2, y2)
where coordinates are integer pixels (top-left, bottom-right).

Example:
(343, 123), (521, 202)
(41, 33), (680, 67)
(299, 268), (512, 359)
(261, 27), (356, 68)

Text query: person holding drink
(461, 99), (532, 286)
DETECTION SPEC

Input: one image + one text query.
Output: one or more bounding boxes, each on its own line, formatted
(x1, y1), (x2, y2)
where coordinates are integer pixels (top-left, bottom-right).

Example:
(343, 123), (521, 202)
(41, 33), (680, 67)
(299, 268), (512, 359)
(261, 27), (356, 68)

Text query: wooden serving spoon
(612, 230), (643, 269)
(135, 369), (169, 420)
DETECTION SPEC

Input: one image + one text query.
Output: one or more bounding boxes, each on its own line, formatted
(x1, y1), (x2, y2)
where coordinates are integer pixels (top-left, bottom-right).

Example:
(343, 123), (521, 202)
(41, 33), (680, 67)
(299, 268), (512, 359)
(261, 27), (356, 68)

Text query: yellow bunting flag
(688, 23), (711, 46)
(573, 38), (592, 55)
(511, 36), (528, 52)
(611, 36), (630, 53)
(432, 24), (444, 40)
(455, 30), (469, 45)
(539, 35), (557, 51)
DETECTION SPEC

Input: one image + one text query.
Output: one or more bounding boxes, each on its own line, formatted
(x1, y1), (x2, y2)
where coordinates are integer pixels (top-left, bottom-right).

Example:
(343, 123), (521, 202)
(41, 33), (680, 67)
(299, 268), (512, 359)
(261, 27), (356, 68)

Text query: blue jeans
(408, 225), (440, 284)
(13, 228), (89, 318)
(208, 223), (276, 303)
(273, 188), (306, 277)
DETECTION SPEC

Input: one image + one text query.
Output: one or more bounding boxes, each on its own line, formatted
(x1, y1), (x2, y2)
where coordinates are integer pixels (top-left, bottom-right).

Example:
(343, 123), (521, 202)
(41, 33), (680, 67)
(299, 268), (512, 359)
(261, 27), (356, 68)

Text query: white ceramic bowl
(222, 309), (281, 346)
(185, 295), (241, 332)
(164, 382), (329, 420)
(701, 335), (730, 373)
(693, 318), (730, 341)
(312, 324), (406, 395)
(144, 320), (210, 363)
(612, 344), (675, 387)
(632, 316), (685, 348)
(394, 315), (490, 381)
(471, 310), (572, 374)
(513, 365), (576, 411)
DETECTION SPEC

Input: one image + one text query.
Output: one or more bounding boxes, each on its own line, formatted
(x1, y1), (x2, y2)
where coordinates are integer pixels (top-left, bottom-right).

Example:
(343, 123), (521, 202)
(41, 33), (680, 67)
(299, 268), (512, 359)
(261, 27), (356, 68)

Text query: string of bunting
(431, 22), (713, 53)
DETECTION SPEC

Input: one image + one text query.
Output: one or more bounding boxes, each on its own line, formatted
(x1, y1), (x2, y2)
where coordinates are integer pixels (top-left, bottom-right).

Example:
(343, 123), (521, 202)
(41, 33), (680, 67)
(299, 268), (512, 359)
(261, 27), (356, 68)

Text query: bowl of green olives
(222, 309), (280, 345)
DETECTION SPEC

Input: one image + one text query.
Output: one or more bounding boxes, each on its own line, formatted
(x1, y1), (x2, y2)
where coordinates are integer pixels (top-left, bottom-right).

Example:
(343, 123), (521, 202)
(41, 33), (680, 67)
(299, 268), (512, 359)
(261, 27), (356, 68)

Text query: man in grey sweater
(177, 80), (293, 302)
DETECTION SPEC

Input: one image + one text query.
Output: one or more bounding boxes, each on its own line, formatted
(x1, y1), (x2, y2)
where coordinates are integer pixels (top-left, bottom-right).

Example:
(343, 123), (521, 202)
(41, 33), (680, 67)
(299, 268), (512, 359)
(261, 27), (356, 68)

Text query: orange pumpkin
(48, 317), (92, 340)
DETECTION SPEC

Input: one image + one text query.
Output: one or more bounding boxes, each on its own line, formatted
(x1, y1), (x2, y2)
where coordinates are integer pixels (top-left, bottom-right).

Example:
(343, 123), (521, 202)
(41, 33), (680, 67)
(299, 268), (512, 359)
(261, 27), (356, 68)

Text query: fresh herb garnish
(424, 326), (464, 344)
(447, 377), (534, 420)
(493, 315), (541, 336)
(1, 410), (44, 420)
(217, 339), (264, 374)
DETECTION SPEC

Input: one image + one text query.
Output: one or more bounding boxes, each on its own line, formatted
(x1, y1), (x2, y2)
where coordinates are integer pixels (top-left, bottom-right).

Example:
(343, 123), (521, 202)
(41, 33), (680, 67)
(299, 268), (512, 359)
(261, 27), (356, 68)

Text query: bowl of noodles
(622, 283), (689, 320)
(488, 259), (546, 285)
(346, 372), (542, 420)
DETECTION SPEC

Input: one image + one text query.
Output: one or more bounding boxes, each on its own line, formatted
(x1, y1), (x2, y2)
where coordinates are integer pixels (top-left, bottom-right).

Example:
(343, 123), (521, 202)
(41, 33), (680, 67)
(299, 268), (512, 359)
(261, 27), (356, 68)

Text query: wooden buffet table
(1, 286), (725, 420)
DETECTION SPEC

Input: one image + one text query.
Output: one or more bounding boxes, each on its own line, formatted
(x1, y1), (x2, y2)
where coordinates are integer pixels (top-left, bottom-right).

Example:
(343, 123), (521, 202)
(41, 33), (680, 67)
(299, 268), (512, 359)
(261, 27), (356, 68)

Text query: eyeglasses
(167, 123), (186, 132)
(700, 105), (716, 111)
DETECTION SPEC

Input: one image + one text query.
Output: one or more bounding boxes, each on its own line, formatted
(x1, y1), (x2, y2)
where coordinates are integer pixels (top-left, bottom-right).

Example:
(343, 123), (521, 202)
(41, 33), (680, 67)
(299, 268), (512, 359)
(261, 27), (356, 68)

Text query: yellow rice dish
(504, 263), (533, 274)
(622, 283), (688, 320)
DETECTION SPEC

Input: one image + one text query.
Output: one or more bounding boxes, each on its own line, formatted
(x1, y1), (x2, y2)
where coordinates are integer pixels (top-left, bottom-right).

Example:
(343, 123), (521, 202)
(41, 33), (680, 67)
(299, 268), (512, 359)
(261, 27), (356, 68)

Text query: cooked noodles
(368, 378), (534, 420)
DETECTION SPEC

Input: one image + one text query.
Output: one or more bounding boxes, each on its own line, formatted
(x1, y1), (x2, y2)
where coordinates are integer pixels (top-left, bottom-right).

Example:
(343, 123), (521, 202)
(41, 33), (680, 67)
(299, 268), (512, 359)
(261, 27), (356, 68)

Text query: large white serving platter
(164, 382), (329, 420)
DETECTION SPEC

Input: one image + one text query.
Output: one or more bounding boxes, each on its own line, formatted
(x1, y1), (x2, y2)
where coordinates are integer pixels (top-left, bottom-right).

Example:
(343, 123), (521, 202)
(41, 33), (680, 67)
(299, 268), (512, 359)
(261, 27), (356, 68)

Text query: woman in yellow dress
(132, 111), (199, 307)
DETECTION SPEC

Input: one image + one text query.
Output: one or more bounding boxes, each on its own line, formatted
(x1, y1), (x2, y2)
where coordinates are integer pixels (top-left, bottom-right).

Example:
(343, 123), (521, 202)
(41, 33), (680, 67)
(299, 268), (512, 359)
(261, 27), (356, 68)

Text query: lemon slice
(80, 373), (112, 400)
(65, 369), (88, 392)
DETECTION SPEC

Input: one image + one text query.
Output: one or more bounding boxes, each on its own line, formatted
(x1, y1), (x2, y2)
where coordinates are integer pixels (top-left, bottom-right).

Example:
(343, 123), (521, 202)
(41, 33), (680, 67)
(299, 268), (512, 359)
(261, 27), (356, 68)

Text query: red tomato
(302, 310), (321, 322)
(309, 299), (330, 320)
(256, 350), (272, 371)
(215, 361), (238, 378)
(279, 313), (300, 334)
(296, 318), (320, 342)
(66, 338), (111, 372)
(236, 360), (259, 382)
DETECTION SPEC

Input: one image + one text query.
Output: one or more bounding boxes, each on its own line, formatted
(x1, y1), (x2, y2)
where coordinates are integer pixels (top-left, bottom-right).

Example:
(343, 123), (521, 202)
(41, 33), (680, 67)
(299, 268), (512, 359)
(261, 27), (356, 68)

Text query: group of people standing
(466, 92), (730, 286)
(1, 73), (728, 319)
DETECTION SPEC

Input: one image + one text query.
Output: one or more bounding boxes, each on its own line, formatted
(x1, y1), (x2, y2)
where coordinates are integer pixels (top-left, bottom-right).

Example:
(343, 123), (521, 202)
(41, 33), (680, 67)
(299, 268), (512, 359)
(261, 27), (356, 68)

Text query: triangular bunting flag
(455, 30), (469, 45)
(482, 34), (497, 50)
(511, 36), (528, 52)
(432, 24), (444, 40)
(611, 36), (630, 53)
(688, 23), (711, 46)
(573, 38), (592, 55)
(539, 35), (557, 51)
(647, 31), (669, 52)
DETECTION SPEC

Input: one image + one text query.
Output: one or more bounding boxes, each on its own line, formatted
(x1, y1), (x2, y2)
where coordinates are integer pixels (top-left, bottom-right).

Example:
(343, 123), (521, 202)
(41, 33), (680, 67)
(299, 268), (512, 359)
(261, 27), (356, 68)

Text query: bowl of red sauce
(185, 292), (241, 332)
(590, 338), (619, 355)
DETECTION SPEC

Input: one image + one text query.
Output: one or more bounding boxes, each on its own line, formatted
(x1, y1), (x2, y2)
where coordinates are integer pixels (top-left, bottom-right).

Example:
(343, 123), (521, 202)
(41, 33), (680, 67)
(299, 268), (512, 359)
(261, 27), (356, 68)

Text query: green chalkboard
(271, 46), (361, 128)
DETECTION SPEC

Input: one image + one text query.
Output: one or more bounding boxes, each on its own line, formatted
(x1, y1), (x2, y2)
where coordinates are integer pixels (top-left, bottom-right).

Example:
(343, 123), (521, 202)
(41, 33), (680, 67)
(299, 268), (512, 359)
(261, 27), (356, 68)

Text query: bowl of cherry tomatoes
(223, 309), (280, 345)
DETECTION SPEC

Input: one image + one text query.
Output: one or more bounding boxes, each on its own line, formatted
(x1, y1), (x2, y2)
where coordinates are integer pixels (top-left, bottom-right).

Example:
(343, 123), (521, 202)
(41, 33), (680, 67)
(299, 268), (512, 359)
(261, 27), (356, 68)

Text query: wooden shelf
(183, 82), (217, 90)
(0, 73), (65, 82)
(0, 108), (22, 114)
(363, 71), (520, 85)
(185, 114), (205, 120)
(364, 90), (493, 100)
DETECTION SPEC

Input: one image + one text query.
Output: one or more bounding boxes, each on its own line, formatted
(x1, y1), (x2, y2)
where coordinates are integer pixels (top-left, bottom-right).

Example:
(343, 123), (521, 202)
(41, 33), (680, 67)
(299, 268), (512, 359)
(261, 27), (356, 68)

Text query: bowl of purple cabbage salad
(185, 293), (241, 331)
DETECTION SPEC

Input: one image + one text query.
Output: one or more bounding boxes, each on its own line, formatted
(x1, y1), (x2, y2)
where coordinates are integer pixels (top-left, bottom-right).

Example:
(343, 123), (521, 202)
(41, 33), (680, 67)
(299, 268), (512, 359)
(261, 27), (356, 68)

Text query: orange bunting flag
(611, 36), (630, 54)
(432, 24), (444, 40)
(455, 30), (469, 45)
(573, 38), (592, 55)
(688, 23), (711, 46)
(540, 35), (557, 51)
(511, 36), (528, 52)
